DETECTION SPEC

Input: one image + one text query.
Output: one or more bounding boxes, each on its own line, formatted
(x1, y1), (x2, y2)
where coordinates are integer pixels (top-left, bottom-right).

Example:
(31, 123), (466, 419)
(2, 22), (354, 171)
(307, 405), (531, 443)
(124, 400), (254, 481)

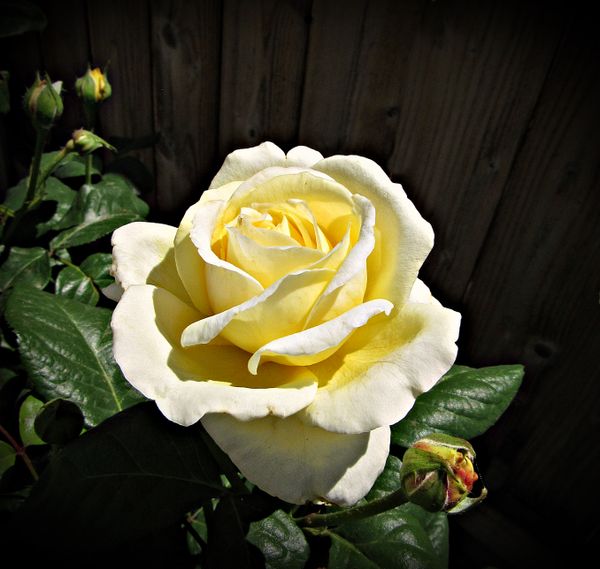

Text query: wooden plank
(150, 0), (221, 217)
(300, 1), (563, 305)
(86, 0), (155, 187)
(386, 1), (565, 303)
(36, 0), (90, 139)
(298, 0), (367, 155)
(0, 31), (43, 183)
(219, 0), (311, 156)
(461, 13), (600, 545)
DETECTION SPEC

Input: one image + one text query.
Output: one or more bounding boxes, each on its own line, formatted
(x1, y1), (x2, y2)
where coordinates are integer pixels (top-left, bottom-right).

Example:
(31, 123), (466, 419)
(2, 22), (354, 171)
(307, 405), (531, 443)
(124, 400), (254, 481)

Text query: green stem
(297, 488), (408, 528)
(85, 153), (93, 185)
(0, 423), (39, 482)
(183, 515), (207, 549)
(25, 128), (48, 207)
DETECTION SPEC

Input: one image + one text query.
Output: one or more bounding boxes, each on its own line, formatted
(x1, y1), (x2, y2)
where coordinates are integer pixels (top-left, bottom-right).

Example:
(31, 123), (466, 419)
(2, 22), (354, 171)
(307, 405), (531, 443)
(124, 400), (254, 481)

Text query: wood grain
(86, 0), (155, 186)
(298, 0), (367, 154)
(218, 0), (311, 155)
(150, 0), (221, 216)
(36, 0), (91, 139)
(462, 13), (600, 546)
(0, 31), (43, 184)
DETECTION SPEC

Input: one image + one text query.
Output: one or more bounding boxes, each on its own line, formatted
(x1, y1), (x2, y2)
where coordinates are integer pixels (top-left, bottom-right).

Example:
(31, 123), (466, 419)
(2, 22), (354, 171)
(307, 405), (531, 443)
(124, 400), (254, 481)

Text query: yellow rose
(110, 142), (461, 505)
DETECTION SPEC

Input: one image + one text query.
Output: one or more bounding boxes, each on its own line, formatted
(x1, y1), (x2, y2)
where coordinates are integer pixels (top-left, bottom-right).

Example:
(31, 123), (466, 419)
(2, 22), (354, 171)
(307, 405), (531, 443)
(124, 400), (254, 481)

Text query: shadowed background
(1, 0), (598, 566)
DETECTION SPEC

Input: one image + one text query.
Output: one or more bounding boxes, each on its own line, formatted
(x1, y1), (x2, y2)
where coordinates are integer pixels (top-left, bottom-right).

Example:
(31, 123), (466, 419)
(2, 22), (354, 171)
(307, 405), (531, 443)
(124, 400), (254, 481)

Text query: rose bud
(75, 66), (112, 104)
(68, 129), (116, 155)
(23, 72), (63, 131)
(400, 433), (487, 514)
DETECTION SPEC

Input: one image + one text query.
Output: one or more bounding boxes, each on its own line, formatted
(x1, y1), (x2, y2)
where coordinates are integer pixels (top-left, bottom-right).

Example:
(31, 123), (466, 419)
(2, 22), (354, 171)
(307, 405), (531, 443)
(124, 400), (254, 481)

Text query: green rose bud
(400, 433), (487, 514)
(75, 66), (112, 104)
(23, 73), (63, 131)
(67, 129), (116, 155)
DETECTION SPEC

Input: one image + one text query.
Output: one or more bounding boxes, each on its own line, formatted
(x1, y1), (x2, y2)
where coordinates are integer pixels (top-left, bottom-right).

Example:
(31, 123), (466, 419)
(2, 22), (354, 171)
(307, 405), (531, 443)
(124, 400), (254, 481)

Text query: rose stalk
(109, 142), (461, 505)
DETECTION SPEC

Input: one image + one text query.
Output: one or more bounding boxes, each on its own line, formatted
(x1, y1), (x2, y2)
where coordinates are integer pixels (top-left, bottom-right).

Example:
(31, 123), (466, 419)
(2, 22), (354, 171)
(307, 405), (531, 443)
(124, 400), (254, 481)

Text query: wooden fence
(1, 0), (599, 566)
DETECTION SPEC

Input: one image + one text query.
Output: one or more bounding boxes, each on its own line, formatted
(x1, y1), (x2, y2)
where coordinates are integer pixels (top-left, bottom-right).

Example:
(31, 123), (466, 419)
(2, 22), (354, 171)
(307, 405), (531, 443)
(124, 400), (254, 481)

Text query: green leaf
(18, 394), (44, 446)
(55, 265), (99, 305)
(247, 509), (310, 569)
(50, 213), (140, 250)
(186, 508), (208, 556)
(53, 154), (101, 179)
(365, 455), (403, 501)
(12, 402), (225, 551)
(391, 365), (524, 448)
(0, 440), (17, 476)
(49, 175), (148, 250)
(0, 0), (46, 38)
(34, 398), (84, 444)
(0, 247), (50, 292)
(328, 503), (448, 569)
(2, 178), (26, 211)
(35, 176), (78, 235)
(80, 252), (114, 288)
(5, 286), (145, 426)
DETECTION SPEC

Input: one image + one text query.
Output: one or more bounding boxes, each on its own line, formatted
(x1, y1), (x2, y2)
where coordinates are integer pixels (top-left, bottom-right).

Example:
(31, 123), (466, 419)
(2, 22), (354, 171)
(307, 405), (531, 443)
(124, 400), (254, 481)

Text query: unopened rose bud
(400, 433), (487, 514)
(23, 73), (63, 131)
(75, 66), (112, 104)
(67, 129), (116, 155)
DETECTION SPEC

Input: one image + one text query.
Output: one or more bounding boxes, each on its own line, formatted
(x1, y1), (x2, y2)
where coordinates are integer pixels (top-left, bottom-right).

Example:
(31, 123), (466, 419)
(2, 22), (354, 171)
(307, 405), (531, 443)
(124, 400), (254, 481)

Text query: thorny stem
(0, 423), (39, 482)
(183, 515), (207, 549)
(297, 487), (408, 528)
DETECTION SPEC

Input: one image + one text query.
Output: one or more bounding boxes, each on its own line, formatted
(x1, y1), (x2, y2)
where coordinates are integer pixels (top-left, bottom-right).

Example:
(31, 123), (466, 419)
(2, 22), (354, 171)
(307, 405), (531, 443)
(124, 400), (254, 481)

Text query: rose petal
(314, 155), (434, 308)
(209, 142), (286, 189)
(221, 170), (356, 245)
(111, 222), (190, 303)
(286, 145), (324, 167)
(202, 413), (390, 505)
(306, 193), (374, 326)
(174, 202), (212, 314)
(191, 199), (264, 313)
(248, 299), (393, 373)
(299, 299), (461, 434)
(112, 284), (318, 424)
(181, 268), (334, 353)
(226, 226), (324, 287)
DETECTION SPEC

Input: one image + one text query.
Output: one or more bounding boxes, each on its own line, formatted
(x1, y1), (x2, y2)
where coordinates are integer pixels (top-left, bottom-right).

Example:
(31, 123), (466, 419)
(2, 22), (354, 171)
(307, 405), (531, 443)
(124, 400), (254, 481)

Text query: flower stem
(297, 488), (408, 528)
(85, 154), (93, 185)
(25, 128), (48, 207)
(0, 423), (39, 482)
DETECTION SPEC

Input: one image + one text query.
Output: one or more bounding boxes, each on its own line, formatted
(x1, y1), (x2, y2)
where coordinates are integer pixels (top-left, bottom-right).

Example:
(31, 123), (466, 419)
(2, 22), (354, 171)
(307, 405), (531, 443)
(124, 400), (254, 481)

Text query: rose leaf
(4, 286), (144, 427)
(55, 265), (99, 305)
(10, 402), (225, 553)
(327, 502), (448, 569)
(0, 246), (50, 292)
(80, 252), (114, 288)
(246, 509), (310, 569)
(391, 364), (524, 448)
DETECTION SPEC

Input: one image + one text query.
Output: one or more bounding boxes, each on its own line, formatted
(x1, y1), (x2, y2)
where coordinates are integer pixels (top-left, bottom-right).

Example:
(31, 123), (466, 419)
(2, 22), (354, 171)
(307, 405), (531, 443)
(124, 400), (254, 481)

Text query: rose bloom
(110, 142), (460, 505)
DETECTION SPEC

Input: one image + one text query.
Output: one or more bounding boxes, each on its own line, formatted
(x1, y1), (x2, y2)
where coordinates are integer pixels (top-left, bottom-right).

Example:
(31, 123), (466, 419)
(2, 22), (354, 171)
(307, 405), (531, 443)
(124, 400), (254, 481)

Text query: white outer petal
(111, 222), (189, 302)
(202, 413), (390, 505)
(209, 142), (286, 189)
(300, 300), (461, 434)
(286, 146), (324, 167)
(112, 284), (318, 425)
